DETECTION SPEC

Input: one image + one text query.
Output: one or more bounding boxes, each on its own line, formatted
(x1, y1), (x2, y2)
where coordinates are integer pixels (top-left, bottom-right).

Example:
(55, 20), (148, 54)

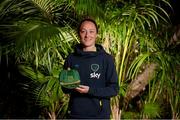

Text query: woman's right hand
(75, 85), (89, 94)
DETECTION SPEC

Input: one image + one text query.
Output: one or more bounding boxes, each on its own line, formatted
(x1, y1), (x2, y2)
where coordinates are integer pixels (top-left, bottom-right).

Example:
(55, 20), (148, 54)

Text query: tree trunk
(48, 111), (56, 120)
(124, 63), (158, 109)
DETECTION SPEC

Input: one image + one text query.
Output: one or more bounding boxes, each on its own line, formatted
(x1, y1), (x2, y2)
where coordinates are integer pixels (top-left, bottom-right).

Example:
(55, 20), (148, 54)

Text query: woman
(62, 18), (119, 119)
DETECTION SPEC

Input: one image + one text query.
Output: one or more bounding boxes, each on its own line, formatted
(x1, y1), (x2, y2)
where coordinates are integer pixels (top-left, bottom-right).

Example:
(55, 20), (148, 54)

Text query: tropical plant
(0, 0), (77, 119)
(1, 0), (179, 119)
(18, 64), (70, 119)
(97, 0), (174, 119)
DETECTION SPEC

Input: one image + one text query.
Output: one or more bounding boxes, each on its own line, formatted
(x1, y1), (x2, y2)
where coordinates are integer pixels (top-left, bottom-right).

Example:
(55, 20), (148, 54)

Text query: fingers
(75, 87), (84, 93)
(76, 85), (87, 89)
(74, 85), (89, 93)
(78, 85), (86, 88)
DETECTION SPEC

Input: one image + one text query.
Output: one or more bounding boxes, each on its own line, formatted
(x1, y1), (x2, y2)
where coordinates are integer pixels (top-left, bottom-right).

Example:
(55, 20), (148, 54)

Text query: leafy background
(0, 0), (179, 119)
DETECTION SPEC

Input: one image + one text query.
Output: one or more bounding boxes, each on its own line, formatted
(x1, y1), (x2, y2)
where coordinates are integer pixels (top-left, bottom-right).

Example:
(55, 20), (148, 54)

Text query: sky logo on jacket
(90, 64), (101, 79)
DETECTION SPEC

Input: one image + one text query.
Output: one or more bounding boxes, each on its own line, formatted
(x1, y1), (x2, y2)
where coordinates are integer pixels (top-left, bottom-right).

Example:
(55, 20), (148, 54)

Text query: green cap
(59, 68), (80, 89)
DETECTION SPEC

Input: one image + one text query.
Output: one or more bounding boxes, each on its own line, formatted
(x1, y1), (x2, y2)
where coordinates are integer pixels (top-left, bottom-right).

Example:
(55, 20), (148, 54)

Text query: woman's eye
(90, 31), (95, 33)
(80, 30), (85, 33)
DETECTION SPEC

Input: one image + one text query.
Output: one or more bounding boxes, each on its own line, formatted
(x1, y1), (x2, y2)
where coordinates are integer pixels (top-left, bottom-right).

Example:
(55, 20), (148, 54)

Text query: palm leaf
(18, 64), (46, 83)
(74, 0), (104, 18)
(142, 102), (161, 118)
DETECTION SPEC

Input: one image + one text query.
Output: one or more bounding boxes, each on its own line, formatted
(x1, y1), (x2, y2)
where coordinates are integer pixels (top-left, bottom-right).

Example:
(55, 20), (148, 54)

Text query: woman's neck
(83, 45), (96, 52)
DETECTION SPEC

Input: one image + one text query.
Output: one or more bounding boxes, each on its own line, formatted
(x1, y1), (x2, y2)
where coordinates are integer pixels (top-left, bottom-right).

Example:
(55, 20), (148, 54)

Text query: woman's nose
(85, 31), (89, 37)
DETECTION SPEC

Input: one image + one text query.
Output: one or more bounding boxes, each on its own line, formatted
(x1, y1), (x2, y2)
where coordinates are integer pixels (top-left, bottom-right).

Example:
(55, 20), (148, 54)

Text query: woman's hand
(75, 85), (89, 93)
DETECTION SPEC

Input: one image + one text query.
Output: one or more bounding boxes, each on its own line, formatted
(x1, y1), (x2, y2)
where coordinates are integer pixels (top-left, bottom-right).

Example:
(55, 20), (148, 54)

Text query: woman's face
(79, 21), (97, 47)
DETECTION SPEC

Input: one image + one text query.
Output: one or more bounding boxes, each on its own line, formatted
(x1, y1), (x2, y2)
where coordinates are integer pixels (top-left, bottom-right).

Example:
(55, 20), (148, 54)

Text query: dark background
(170, 0), (180, 25)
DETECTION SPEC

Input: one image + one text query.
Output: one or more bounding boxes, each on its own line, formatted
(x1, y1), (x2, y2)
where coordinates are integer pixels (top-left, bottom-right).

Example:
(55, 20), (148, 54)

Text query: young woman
(62, 18), (119, 119)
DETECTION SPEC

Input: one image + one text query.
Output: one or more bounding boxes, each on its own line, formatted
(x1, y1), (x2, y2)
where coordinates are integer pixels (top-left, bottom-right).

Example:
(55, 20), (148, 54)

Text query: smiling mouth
(84, 39), (91, 41)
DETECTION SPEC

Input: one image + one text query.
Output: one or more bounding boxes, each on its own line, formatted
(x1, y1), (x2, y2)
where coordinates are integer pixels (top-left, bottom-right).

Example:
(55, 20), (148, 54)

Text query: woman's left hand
(75, 85), (89, 93)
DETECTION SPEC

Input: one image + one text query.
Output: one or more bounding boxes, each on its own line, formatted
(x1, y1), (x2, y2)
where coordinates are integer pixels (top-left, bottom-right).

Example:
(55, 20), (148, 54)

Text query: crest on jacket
(90, 64), (101, 79)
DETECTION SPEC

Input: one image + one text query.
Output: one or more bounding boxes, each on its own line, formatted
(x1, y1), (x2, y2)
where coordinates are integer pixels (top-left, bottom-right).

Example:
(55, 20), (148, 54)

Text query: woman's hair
(78, 18), (98, 35)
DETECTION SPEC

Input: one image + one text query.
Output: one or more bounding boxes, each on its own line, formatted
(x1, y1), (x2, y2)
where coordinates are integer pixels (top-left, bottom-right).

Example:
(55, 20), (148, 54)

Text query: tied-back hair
(78, 17), (99, 36)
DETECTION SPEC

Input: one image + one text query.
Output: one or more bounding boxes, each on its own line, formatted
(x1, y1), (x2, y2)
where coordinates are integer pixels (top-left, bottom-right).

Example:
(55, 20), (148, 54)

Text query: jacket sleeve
(88, 55), (119, 98)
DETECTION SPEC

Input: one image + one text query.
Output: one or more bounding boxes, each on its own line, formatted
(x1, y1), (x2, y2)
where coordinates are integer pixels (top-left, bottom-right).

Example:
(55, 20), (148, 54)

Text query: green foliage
(18, 64), (45, 82)
(74, 0), (104, 19)
(142, 102), (161, 118)
(0, 0), (179, 119)
(0, 0), (76, 118)
(122, 111), (140, 119)
(18, 64), (69, 118)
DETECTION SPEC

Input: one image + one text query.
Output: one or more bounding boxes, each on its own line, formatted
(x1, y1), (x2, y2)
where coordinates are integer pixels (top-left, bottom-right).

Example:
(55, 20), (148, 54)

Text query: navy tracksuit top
(62, 44), (119, 119)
